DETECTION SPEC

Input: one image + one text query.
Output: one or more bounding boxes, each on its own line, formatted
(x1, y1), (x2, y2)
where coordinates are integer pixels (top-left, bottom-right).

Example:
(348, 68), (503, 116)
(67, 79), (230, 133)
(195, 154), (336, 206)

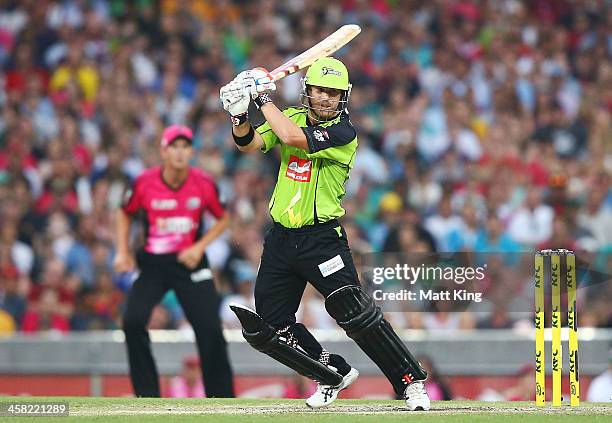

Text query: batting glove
(239, 67), (276, 105)
(220, 79), (250, 125)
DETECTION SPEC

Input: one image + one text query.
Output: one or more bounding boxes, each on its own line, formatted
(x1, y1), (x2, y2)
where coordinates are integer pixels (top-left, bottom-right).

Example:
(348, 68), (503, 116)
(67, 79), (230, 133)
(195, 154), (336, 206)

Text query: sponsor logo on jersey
(186, 197), (201, 210)
(321, 67), (342, 77)
(313, 129), (328, 142)
(155, 217), (195, 234)
(151, 199), (178, 210)
(285, 156), (312, 182)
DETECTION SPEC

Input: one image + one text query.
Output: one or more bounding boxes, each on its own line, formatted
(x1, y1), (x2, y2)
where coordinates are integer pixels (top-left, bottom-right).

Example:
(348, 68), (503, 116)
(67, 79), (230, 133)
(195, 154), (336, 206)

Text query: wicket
(534, 249), (580, 407)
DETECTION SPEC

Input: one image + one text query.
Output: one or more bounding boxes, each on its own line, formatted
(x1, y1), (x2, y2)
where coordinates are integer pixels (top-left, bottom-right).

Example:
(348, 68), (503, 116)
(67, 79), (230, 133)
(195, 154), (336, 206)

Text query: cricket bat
(269, 24), (361, 82)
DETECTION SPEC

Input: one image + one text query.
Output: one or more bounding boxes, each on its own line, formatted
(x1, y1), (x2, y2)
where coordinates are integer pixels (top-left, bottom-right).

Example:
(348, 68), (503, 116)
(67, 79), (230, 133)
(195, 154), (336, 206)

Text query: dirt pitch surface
(0, 397), (610, 422)
(72, 401), (611, 416)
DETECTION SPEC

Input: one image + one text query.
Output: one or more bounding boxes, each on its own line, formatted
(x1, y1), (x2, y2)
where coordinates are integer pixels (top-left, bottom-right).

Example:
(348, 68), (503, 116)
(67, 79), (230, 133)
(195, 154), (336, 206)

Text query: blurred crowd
(0, 0), (611, 334)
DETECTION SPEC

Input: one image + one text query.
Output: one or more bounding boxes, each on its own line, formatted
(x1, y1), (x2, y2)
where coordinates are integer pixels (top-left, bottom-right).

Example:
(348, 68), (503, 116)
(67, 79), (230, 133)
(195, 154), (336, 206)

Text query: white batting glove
(238, 67), (276, 100)
(220, 80), (250, 125)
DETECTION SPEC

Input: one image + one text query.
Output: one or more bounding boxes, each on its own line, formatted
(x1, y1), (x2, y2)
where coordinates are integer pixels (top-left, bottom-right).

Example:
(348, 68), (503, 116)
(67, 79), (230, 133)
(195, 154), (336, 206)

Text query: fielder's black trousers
(123, 250), (234, 397)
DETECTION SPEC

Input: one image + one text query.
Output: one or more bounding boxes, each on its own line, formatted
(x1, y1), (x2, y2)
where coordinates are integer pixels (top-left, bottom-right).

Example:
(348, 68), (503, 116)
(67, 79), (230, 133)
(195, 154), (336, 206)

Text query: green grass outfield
(0, 397), (610, 422)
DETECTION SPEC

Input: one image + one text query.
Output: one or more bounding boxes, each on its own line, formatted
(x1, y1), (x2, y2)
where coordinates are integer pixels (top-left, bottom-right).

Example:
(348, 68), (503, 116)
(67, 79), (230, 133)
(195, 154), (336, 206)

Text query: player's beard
(307, 98), (341, 123)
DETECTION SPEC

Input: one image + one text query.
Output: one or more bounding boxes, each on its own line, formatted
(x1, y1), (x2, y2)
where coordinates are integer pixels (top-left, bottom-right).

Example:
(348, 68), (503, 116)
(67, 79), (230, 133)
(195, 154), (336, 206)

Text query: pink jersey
(122, 167), (225, 254)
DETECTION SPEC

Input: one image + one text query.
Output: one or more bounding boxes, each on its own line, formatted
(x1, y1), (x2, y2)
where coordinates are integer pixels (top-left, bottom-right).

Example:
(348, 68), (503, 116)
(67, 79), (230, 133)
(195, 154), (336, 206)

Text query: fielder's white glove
(220, 79), (250, 125)
(238, 67), (276, 107)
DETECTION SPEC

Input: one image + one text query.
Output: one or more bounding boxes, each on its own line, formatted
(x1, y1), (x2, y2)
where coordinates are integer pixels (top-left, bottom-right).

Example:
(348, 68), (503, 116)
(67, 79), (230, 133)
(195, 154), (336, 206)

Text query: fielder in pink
(114, 124), (234, 398)
(122, 166), (225, 254)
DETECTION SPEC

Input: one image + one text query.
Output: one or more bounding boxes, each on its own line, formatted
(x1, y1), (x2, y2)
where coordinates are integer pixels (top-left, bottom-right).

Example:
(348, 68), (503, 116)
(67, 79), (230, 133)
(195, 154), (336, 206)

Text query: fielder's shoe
(306, 367), (359, 408)
(404, 380), (431, 411)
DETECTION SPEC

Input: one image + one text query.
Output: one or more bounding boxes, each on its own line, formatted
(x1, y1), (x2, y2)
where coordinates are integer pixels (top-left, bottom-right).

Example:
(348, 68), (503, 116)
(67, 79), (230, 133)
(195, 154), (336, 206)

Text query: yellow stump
(534, 254), (546, 405)
(566, 253), (580, 406)
(551, 254), (562, 406)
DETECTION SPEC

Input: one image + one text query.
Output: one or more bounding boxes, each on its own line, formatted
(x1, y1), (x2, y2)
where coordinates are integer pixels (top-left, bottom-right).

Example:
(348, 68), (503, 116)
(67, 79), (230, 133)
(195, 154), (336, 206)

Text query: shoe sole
(306, 369), (359, 409)
(406, 401), (431, 411)
(406, 402), (431, 411)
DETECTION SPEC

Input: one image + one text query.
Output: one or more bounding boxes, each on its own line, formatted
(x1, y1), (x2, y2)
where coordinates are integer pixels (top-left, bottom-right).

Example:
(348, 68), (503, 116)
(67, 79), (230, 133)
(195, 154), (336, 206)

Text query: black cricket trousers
(122, 250), (234, 397)
(254, 219), (360, 374)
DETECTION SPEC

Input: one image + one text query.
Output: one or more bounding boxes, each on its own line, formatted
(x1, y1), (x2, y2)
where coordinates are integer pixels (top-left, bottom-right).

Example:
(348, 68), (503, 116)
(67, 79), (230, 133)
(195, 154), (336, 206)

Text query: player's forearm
(260, 103), (308, 149)
(194, 213), (230, 251)
(233, 121), (251, 137)
(115, 208), (132, 254)
(232, 122), (263, 152)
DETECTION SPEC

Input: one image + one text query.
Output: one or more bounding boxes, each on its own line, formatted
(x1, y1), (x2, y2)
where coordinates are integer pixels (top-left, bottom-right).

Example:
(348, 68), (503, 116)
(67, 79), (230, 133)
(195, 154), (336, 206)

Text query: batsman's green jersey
(256, 107), (358, 228)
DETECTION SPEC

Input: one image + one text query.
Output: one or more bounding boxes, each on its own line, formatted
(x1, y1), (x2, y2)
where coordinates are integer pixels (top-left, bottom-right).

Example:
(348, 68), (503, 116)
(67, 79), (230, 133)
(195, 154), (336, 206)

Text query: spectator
(70, 287), (98, 331)
(0, 309), (16, 335)
(424, 196), (464, 252)
(168, 355), (206, 398)
(407, 169), (443, 212)
(89, 271), (123, 329)
(0, 0), (609, 336)
(0, 222), (34, 277)
(445, 205), (481, 252)
(507, 186), (554, 248)
(538, 216), (578, 251)
(417, 355), (453, 400)
(479, 363), (536, 402)
(474, 215), (521, 254)
(586, 348), (612, 403)
(29, 258), (74, 320)
(49, 39), (99, 103)
(367, 191), (404, 251)
(477, 305), (515, 330)
(4, 42), (49, 99)
(220, 272), (255, 329)
(64, 214), (98, 286)
(22, 288), (70, 333)
(0, 264), (26, 328)
(282, 374), (316, 399)
(577, 188), (612, 248)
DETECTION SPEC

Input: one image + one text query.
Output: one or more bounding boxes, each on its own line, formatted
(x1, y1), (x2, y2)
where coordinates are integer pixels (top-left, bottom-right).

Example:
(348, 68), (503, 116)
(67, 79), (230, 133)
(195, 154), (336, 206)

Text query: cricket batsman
(219, 57), (430, 410)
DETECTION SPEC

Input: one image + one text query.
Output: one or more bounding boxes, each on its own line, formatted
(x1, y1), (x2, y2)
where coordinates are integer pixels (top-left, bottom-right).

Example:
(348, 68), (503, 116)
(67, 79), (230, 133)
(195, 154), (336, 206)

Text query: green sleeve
(255, 121), (280, 153)
(255, 107), (307, 153)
